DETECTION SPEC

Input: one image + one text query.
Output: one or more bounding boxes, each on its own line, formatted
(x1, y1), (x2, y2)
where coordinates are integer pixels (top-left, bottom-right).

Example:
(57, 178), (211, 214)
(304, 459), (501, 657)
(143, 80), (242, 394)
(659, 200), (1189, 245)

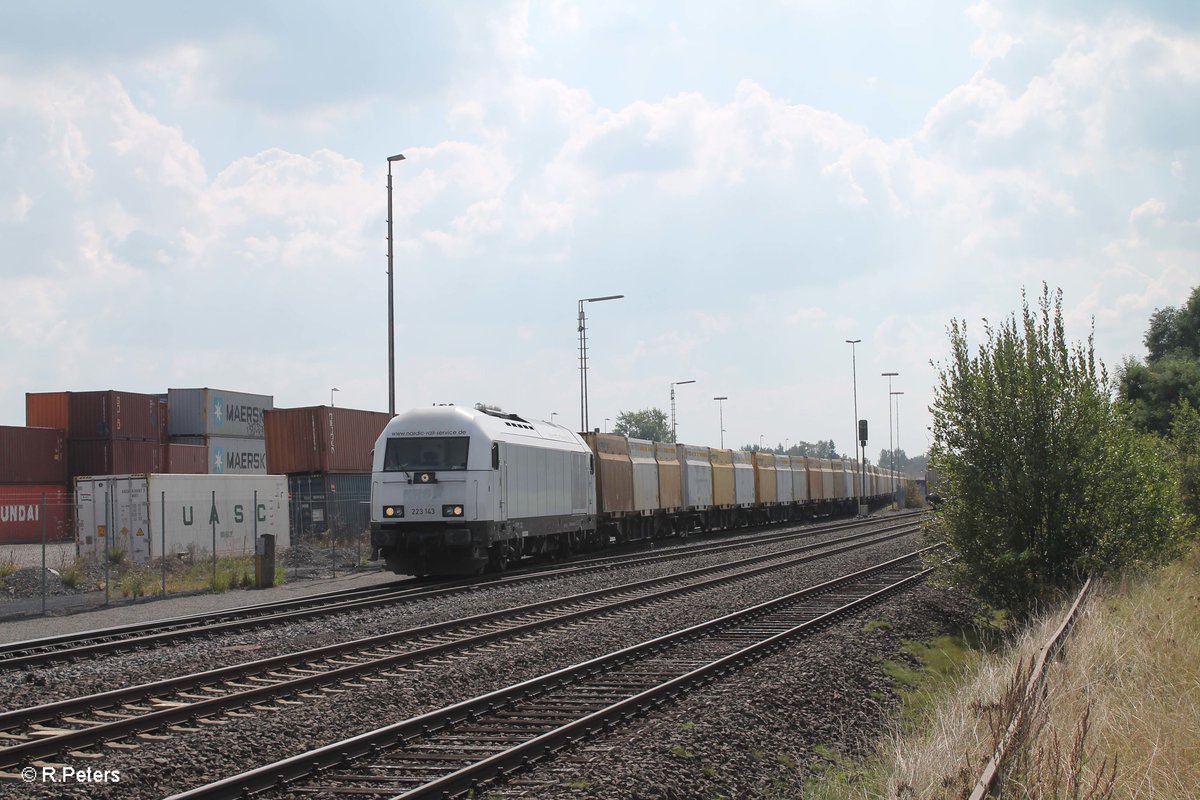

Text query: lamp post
(578, 295), (624, 432)
(713, 396), (728, 448)
(670, 380), (695, 442)
(891, 390), (905, 502)
(882, 371), (899, 505)
(846, 339), (862, 505)
(386, 152), (405, 417)
(604, 417), (610, 433)
(551, 412), (558, 425)
(330, 388), (339, 408)
(759, 434), (764, 450)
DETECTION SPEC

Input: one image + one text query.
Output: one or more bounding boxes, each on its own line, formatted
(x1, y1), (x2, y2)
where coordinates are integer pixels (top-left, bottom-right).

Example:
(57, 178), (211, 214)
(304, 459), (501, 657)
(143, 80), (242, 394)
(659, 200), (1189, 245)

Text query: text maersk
(226, 451), (268, 471)
(225, 404), (265, 426)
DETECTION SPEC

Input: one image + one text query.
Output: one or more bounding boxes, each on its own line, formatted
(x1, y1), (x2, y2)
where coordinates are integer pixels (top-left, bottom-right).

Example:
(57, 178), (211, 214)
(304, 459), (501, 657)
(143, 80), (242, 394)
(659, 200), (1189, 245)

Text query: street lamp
(759, 434), (764, 450)
(713, 396), (728, 448)
(386, 152), (405, 417)
(670, 380), (695, 442)
(330, 388), (339, 408)
(578, 295), (624, 432)
(550, 412), (558, 424)
(604, 417), (610, 433)
(882, 372), (899, 505)
(846, 339), (863, 506)
(891, 390), (905, 499)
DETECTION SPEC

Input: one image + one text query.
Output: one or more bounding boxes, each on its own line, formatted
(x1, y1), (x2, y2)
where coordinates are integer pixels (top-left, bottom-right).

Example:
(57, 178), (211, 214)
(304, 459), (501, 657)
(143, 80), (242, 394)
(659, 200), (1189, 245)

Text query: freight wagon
(371, 405), (902, 576)
(75, 474), (289, 563)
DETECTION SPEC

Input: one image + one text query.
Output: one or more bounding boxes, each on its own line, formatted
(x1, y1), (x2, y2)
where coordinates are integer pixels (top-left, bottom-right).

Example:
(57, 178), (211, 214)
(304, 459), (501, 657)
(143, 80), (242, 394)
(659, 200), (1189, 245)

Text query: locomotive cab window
(383, 437), (470, 471)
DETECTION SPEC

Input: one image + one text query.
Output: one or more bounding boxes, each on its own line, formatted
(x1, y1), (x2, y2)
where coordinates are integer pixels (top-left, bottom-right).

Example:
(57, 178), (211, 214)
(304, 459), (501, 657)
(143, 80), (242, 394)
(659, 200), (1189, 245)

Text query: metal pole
(211, 489), (217, 588)
(578, 301), (587, 431)
(40, 493), (46, 616)
(386, 153), (405, 417)
(104, 488), (110, 606)
(846, 339), (861, 503)
(882, 372), (898, 507)
(161, 491), (166, 597)
(670, 384), (676, 442)
(714, 397), (727, 449)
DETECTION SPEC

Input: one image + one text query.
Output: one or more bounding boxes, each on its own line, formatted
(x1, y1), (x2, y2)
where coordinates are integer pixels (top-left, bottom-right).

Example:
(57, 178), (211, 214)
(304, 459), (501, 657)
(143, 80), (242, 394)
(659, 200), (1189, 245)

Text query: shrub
(929, 285), (1187, 616)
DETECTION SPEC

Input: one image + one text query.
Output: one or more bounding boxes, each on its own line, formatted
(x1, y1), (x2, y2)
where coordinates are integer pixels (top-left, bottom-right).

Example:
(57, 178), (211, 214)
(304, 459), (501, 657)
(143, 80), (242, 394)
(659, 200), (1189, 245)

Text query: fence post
(211, 489), (217, 589)
(40, 493), (46, 616)
(104, 488), (111, 606)
(161, 491), (166, 597)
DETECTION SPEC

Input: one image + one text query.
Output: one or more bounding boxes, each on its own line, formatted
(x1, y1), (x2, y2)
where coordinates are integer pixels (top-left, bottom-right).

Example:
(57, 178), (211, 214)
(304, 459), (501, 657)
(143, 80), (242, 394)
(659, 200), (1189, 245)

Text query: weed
(60, 563), (83, 589)
(669, 745), (694, 759)
(106, 547), (125, 565)
(564, 780), (590, 790)
(0, 558), (16, 579)
(862, 619), (892, 633)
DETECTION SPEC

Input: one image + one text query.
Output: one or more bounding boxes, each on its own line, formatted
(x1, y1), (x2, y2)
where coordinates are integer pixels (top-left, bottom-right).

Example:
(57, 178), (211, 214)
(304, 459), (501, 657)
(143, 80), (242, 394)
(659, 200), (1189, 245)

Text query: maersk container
(171, 436), (268, 474)
(0, 426), (66, 484)
(288, 473), (371, 539)
(676, 444), (713, 510)
(0, 484), (70, 544)
(27, 390), (163, 441)
(168, 388), (273, 439)
(75, 474), (289, 563)
(265, 407), (392, 474)
(731, 449), (756, 507)
(627, 438), (659, 513)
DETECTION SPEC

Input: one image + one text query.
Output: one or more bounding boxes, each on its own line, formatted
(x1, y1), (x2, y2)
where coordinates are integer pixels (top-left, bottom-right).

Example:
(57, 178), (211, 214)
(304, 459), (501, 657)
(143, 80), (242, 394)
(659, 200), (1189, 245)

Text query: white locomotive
(370, 405), (597, 575)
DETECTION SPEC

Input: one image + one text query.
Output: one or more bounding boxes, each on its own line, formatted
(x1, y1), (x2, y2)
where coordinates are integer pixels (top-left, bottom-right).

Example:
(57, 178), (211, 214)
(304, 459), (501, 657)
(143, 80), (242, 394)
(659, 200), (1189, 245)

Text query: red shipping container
(68, 439), (163, 478)
(165, 443), (208, 474)
(265, 406), (392, 474)
(26, 392), (69, 434)
(0, 426), (66, 484)
(0, 484), (70, 544)
(26, 390), (163, 441)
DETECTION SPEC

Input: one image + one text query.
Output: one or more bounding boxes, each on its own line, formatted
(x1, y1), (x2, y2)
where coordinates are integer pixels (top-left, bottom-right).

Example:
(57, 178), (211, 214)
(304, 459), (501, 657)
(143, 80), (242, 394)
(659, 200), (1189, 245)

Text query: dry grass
(877, 546), (1200, 799)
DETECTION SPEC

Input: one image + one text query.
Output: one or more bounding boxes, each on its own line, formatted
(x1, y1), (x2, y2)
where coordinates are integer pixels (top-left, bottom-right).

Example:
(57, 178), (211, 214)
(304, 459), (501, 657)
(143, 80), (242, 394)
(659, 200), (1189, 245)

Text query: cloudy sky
(1, 1), (1197, 460)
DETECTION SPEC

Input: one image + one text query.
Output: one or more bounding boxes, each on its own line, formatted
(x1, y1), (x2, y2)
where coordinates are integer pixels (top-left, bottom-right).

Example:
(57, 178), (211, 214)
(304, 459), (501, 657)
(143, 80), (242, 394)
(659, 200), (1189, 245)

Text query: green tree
(1169, 400), (1200, 528)
(929, 285), (1185, 616)
(613, 408), (671, 442)
(1118, 285), (1200, 436)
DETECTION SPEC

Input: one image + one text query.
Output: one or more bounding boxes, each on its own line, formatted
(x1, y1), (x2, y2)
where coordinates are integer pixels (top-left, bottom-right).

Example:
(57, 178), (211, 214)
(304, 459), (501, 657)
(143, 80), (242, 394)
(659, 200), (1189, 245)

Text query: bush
(929, 286), (1187, 616)
(1169, 400), (1200, 530)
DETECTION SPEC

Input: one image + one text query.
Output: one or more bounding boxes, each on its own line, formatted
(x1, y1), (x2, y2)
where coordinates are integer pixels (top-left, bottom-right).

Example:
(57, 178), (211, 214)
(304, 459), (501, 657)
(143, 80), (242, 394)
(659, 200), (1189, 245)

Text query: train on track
(370, 405), (907, 576)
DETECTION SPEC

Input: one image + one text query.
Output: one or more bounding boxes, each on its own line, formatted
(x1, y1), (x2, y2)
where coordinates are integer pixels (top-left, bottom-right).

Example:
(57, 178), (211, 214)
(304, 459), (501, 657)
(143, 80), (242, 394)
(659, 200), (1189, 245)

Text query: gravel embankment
(12, 531), (926, 799)
(0, 520), (915, 711)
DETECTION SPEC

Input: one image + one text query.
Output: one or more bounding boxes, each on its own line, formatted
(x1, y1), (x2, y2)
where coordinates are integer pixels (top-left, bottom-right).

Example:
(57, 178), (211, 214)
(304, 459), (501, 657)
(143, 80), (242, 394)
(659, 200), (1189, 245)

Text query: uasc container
(75, 474), (289, 563)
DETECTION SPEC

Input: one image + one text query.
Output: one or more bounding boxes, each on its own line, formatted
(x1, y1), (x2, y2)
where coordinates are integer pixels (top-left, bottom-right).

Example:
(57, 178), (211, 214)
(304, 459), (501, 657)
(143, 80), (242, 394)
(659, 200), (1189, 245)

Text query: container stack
(0, 426), (70, 544)
(26, 390), (167, 481)
(264, 406), (392, 539)
(167, 389), (273, 475)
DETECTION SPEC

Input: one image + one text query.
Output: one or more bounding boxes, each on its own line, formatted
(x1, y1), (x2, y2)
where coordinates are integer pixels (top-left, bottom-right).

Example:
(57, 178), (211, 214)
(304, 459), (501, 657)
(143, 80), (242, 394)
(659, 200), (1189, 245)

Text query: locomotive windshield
(383, 437), (470, 471)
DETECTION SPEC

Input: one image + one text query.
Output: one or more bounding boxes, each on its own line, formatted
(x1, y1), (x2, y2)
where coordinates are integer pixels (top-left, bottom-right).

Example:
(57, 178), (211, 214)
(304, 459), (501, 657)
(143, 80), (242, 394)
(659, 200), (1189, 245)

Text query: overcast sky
(1, 1), (1197, 459)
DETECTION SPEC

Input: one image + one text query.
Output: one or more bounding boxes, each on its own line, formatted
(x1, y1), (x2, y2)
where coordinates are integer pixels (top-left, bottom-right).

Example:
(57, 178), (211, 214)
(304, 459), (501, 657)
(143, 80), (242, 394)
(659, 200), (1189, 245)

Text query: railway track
(0, 521), (922, 771)
(0, 512), (923, 670)
(165, 545), (942, 799)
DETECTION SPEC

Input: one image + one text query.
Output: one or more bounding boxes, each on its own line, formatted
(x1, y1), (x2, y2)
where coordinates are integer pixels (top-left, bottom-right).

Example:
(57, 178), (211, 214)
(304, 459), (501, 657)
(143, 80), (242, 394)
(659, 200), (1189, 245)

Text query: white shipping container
(792, 458), (809, 503)
(731, 449), (755, 507)
(627, 438), (659, 513)
(75, 474), (289, 563)
(677, 444), (713, 510)
(774, 454), (794, 504)
(171, 436), (269, 474)
(168, 388), (273, 438)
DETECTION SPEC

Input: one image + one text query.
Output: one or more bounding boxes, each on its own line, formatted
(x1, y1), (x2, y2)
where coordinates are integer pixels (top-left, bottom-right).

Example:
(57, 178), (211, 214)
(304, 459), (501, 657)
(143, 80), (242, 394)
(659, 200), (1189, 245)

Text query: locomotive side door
(493, 441), (508, 522)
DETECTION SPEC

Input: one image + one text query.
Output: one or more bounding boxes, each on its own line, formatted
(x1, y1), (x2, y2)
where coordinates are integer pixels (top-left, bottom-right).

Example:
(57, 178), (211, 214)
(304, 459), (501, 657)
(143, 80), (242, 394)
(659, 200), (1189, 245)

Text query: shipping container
(676, 444), (713, 510)
(709, 448), (735, 507)
(731, 449), (756, 507)
(806, 457), (824, 501)
(627, 438), (659, 513)
(753, 452), (778, 505)
(26, 390), (163, 441)
(165, 443), (208, 474)
(792, 457), (809, 503)
(170, 436), (268, 474)
(0, 426), (66, 484)
(0, 484), (70, 544)
(821, 458), (836, 500)
(654, 442), (682, 511)
(75, 474), (289, 563)
(265, 406), (392, 474)
(288, 473), (371, 539)
(168, 388), (273, 439)
(774, 454), (794, 504)
(583, 433), (633, 514)
(69, 439), (163, 478)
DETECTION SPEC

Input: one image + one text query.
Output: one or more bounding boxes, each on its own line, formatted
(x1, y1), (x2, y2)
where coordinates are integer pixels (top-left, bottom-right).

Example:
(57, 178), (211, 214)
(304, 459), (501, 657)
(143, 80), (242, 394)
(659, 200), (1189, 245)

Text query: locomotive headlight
(442, 504), (464, 517)
(383, 505), (405, 518)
